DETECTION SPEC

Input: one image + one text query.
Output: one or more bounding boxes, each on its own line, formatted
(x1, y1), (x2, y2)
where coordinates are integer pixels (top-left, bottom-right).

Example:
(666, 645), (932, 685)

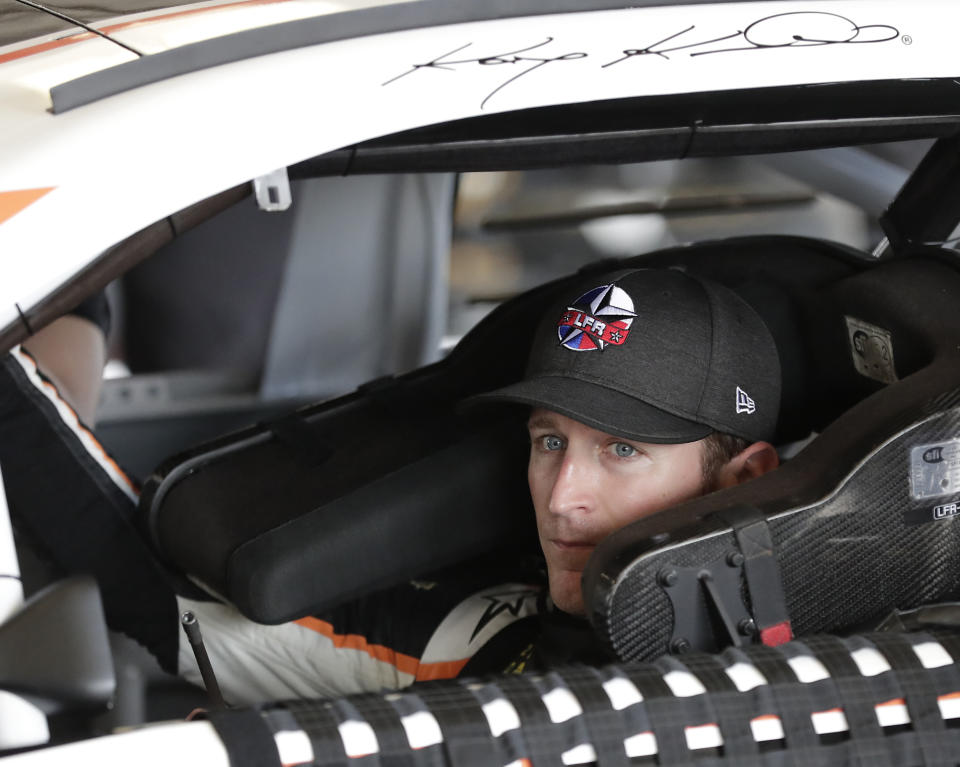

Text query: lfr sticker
(845, 316), (897, 384)
(910, 439), (960, 500)
(933, 503), (960, 520)
(904, 499), (960, 527)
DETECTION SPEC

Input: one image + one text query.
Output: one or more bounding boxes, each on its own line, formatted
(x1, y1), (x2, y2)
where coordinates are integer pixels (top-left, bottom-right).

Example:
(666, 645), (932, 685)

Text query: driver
(470, 267), (781, 618)
(8, 266), (781, 703)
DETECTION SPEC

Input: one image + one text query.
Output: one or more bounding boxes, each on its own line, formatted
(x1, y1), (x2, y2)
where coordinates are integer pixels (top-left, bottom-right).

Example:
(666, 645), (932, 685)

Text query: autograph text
(383, 11), (902, 109)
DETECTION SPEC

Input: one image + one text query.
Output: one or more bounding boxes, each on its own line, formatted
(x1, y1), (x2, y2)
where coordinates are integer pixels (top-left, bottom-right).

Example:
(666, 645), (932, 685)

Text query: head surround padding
(144, 235), (895, 623)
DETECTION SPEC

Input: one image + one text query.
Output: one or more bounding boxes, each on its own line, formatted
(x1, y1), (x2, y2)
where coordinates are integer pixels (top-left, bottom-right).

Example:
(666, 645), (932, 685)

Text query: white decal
(909, 439), (960, 500)
(736, 386), (756, 415)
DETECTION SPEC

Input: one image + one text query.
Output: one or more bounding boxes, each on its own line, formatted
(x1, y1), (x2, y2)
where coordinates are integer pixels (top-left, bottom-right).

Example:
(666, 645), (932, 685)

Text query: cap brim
(466, 376), (712, 444)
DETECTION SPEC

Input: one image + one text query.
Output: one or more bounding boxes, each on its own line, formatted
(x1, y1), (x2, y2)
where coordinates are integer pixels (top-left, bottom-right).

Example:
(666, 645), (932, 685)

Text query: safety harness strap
(717, 507), (792, 646)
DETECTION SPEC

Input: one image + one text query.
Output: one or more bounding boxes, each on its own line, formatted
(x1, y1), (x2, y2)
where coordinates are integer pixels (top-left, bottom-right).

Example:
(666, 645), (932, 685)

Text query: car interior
(3, 90), (960, 760)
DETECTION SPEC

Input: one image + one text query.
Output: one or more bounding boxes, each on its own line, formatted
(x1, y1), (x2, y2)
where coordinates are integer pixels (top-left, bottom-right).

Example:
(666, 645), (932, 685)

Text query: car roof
(1, 0), (958, 348)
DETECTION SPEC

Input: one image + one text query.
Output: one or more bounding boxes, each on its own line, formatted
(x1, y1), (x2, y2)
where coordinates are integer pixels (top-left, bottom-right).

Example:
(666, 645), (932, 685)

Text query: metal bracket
(659, 552), (755, 654)
(253, 167), (293, 212)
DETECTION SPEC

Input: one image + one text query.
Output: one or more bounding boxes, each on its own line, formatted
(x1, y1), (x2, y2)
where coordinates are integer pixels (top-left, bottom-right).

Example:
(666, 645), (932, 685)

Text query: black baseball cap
(470, 267), (781, 444)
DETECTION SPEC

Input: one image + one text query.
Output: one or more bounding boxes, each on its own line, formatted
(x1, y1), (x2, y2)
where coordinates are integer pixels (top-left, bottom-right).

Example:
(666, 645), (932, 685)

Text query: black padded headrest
(604, 235), (928, 442)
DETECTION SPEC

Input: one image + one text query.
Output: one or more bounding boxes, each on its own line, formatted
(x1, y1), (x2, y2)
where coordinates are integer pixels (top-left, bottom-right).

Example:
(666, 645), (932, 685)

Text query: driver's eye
(613, 442), (636, 458)
(542, 435), (564, 451)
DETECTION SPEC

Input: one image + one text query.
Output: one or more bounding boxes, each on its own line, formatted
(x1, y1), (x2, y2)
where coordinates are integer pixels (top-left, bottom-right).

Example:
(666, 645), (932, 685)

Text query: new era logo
(736, 386), (756, 415)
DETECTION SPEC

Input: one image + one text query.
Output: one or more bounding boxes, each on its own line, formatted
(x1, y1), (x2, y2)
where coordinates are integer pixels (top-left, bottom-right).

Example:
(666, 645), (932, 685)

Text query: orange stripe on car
(0, 38), (82, 66)
(295, 616), (468, 681)
(0, 188), (55, 226)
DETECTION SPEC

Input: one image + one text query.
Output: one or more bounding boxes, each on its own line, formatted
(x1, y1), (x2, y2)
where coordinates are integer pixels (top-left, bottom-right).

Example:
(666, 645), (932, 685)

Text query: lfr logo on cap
(558, 283), (637, 351)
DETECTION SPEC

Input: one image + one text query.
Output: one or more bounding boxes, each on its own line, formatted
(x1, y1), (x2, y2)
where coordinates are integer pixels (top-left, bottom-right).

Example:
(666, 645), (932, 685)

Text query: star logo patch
(557, 283), (636, 351)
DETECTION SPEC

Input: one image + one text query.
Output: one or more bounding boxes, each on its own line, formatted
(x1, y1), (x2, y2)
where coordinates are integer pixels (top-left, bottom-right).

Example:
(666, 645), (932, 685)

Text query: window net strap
(213, 631), (960, 767)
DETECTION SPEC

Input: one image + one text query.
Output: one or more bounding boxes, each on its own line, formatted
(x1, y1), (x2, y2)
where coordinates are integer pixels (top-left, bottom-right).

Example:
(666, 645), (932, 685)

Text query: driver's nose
(547, 451), (598, 518)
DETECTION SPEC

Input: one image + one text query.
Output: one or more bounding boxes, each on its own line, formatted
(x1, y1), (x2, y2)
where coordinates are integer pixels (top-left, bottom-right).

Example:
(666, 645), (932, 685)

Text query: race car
(2, 0), (960, 764)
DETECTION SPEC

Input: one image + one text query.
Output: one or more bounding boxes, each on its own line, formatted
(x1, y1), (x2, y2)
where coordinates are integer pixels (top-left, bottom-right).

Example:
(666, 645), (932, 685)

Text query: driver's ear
(712, 441), (780, 490)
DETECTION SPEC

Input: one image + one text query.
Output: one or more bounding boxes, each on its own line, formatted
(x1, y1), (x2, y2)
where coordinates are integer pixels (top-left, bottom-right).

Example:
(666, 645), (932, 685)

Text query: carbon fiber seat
(584, 246), (960, 661)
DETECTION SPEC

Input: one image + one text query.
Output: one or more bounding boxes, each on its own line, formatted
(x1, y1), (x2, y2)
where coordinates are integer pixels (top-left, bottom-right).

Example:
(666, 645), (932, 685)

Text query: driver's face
(527, 408), (707, 616)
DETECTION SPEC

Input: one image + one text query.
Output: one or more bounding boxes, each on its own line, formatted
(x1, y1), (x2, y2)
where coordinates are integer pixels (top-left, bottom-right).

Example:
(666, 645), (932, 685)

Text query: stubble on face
(527, 410), (708, 616)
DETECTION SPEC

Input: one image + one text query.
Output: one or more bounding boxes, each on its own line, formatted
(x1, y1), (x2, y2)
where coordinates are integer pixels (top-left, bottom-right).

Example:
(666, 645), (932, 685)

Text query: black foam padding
(228, 422), (533, 623)
(141, 262), (557, 622)
(147, 411), (534, 624)
(635, 237), (878, 442)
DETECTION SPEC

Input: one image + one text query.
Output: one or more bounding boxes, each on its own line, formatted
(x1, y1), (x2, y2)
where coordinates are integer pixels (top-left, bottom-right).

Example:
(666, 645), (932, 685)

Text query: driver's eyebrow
(527, 414), (558, 431)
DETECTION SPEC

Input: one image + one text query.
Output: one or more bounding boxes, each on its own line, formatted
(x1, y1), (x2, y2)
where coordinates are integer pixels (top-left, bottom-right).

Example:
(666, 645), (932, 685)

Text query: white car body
(1, 0), (958, 339)
(1, 1), (960, 763)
